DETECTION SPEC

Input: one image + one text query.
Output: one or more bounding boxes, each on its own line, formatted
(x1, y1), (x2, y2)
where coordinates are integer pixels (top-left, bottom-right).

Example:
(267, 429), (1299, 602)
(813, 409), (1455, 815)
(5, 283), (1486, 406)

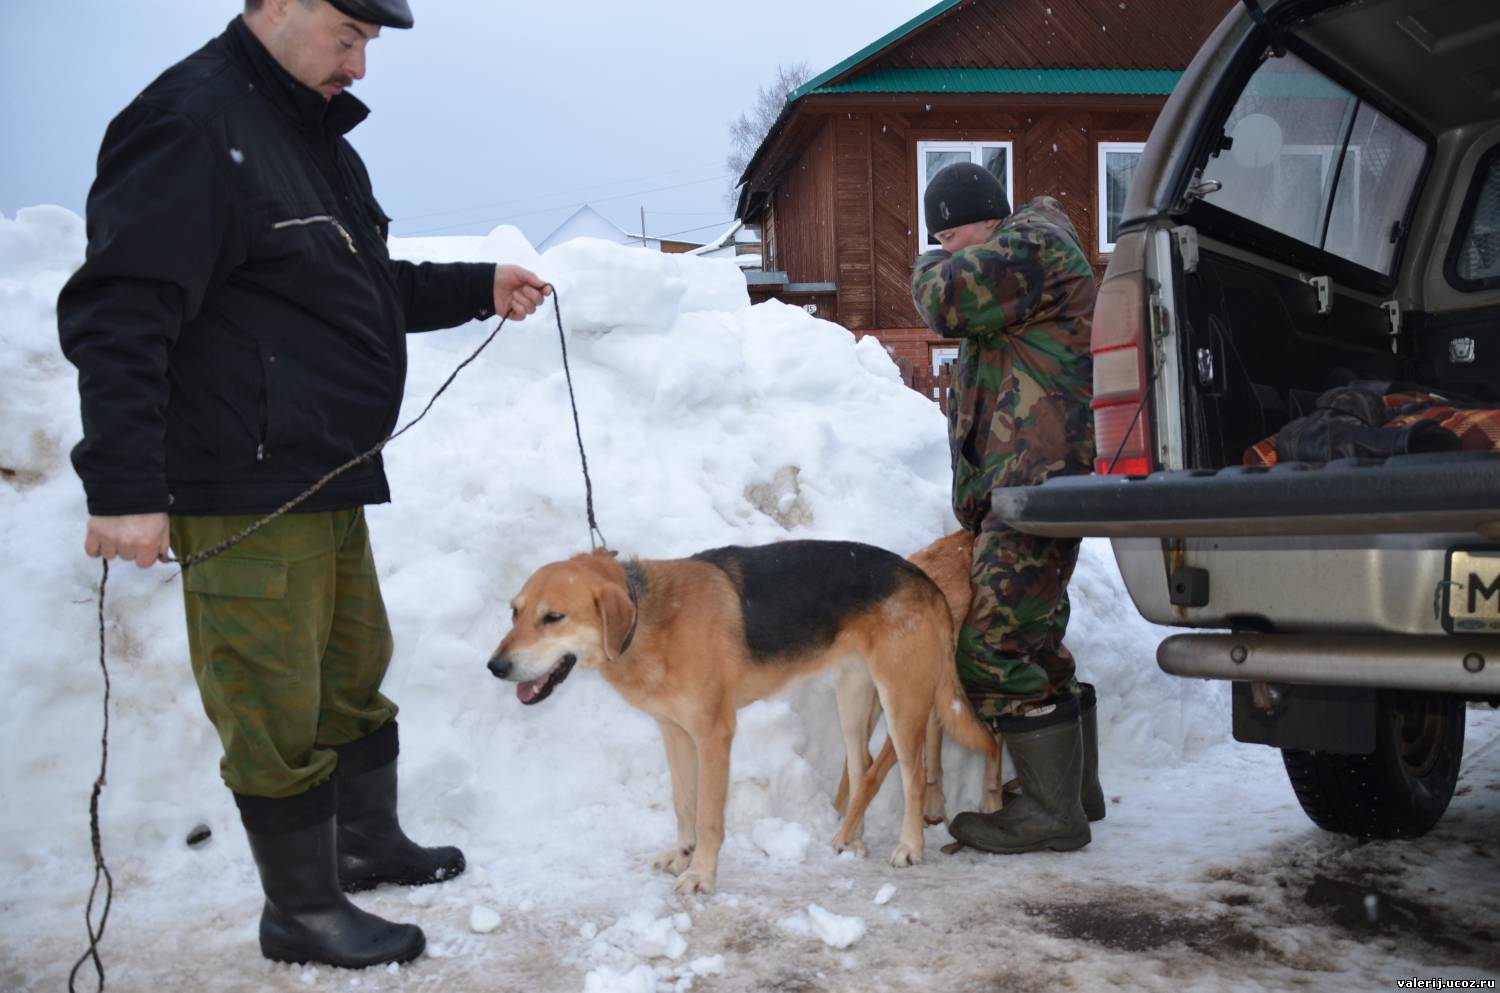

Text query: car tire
(1281, 691), (1465, 839)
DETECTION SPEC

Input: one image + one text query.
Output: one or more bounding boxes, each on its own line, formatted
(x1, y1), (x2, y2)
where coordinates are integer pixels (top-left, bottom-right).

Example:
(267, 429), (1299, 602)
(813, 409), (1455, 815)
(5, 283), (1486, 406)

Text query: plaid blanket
(1245, 391), (1500, 466)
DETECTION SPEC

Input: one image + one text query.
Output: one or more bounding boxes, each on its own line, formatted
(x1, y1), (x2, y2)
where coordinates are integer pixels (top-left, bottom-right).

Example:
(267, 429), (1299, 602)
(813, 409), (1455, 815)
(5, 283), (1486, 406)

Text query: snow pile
(467, 905), (502, 934)
(751, 817), (814, 863)
(580, 904), (729, 992)
(778, 903), (867, 949)
(0, 206), (1227, 990)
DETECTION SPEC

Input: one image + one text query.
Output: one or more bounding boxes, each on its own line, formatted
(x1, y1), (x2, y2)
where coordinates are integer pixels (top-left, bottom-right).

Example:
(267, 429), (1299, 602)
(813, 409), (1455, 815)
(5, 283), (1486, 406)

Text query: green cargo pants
(171, 508), (398, 799)
(956, 504), (1082, 723)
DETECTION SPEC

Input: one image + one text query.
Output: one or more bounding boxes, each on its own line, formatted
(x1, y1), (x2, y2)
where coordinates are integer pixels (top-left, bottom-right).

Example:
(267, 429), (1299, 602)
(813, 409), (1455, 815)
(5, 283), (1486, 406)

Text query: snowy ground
(2, 207), (1497, 992)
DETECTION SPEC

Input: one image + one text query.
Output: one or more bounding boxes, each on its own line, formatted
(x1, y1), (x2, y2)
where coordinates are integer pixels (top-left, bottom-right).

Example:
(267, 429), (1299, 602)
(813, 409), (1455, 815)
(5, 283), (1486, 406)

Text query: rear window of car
(1198, 52), (1426, 276)
(1449, 148), (1500, 290)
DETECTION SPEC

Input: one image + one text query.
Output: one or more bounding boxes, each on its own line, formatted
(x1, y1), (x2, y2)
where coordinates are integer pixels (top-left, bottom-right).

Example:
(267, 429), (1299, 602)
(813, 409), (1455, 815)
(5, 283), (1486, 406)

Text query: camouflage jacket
(910, 196), (1097, 531)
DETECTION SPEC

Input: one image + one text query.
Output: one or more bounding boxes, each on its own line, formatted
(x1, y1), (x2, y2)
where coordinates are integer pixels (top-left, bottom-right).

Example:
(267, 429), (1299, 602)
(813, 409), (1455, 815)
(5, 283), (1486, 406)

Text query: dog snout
(488, 654), (513, 680)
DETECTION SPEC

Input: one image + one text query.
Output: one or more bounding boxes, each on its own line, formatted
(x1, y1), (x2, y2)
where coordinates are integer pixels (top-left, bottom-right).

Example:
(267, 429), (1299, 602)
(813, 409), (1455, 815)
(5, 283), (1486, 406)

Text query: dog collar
(619, 559), (647, 656)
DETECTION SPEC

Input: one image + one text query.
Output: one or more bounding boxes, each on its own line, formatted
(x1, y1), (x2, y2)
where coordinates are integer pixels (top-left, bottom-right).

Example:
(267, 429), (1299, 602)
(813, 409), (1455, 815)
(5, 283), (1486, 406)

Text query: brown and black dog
(488, 539), (999, 894)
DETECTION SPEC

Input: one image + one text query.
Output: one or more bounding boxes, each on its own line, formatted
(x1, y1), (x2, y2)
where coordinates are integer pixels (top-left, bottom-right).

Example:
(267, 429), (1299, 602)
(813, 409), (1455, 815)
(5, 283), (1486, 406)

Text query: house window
(1098, 142), (1146, 253)
(916, 141), (1014, 250)
(931, 346), (958, 375)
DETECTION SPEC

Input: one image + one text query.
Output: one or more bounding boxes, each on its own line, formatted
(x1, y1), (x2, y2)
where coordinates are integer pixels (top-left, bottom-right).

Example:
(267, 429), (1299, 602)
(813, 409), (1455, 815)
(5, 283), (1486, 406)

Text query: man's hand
(494, 264), (550, 321)
(85, 513), (171, 569)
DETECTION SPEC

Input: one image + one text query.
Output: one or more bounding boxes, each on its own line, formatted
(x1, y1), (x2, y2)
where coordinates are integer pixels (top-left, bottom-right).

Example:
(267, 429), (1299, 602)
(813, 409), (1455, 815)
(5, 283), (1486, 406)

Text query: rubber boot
(999, 686), (1107, 821)
(237, 782), (425, 968)
(1079, 682), (1106, 822)
(949, 694), (1091, 854)
(334, 722), (466, 893)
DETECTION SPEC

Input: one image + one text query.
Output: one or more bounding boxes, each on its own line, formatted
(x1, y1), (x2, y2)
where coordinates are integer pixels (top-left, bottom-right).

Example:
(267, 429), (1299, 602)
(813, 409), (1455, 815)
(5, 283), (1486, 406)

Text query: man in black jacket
(58, 0), (549, 969)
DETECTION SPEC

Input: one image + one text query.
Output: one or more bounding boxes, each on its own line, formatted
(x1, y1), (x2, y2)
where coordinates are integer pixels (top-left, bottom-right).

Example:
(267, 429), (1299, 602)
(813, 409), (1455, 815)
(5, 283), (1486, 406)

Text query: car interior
(1166, 0), (1500, 470)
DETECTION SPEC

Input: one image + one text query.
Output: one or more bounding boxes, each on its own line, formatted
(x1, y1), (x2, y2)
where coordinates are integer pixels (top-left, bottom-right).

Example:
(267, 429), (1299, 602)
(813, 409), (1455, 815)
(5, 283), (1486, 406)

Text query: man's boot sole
(261, 941), (425, 969)
(339, 862), (466, 894)
(953, 827), (1092, 855)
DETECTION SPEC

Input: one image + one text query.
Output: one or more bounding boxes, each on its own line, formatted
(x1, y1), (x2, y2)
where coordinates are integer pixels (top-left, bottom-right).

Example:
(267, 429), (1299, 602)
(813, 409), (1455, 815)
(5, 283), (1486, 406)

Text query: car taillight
(1091, 272), (1153, 476)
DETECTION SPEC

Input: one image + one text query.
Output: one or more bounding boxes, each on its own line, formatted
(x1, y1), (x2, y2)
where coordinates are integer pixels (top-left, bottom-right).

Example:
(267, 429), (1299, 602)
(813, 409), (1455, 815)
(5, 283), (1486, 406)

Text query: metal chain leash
(71, 284), (602, 991)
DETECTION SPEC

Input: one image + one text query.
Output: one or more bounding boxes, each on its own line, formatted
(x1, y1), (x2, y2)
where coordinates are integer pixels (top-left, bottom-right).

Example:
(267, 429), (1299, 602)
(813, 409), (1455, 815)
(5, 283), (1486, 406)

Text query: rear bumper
(991, 453), (1500, 538)
(1159, 632), (1500, 694)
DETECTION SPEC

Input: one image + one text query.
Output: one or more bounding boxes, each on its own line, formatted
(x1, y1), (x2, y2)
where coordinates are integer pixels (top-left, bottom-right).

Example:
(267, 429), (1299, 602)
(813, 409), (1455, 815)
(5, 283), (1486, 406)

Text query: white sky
(0, 0), (934, 246)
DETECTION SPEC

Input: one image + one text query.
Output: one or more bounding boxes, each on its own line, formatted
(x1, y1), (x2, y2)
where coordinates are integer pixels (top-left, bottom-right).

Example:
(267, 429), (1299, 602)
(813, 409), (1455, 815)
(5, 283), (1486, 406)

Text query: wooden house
(734, 0), (1237, 377)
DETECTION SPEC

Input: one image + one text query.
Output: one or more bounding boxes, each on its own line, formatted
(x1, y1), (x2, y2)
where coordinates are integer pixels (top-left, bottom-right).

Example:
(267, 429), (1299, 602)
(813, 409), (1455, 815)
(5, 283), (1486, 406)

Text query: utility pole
(640, 206), (647, 249)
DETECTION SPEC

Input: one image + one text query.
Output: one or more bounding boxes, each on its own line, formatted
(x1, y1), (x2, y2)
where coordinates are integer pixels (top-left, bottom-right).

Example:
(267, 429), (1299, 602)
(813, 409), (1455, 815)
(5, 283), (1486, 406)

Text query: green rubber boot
(1079, 683), (1106, 822)
(949, 695), (1091, 854)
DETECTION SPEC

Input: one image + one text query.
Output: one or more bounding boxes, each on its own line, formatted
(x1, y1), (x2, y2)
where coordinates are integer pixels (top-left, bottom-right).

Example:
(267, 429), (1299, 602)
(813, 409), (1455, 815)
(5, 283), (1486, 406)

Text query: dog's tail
(860, 645), (996, 787)
(933, 637), (999, 760)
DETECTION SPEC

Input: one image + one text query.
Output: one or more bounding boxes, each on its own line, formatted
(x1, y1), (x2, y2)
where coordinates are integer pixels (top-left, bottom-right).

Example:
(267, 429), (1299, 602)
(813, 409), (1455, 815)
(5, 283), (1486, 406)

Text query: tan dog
(833, 531), (1006, 830)
(488, 539), (999, 894)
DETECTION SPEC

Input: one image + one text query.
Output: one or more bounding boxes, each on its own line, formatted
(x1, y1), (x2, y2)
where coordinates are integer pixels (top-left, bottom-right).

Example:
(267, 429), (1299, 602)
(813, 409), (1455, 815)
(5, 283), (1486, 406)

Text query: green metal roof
(786, 0), (968, 103)
(803, 67), (1184, 96)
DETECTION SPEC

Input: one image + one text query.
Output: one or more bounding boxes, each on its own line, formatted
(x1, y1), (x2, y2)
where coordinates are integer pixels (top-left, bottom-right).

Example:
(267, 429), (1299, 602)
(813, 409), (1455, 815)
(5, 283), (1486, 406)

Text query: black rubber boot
(949, 695), (1091, 854)
(237, 782), (425, 968)
(334, 722), (466, 893)
(1079, 683), (1106, 822)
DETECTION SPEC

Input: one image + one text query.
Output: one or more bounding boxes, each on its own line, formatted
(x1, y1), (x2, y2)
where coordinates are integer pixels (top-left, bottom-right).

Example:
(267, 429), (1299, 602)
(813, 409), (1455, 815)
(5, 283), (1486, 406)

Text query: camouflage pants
(956, 505), (1081, 722)
(171, 508), (397, 799)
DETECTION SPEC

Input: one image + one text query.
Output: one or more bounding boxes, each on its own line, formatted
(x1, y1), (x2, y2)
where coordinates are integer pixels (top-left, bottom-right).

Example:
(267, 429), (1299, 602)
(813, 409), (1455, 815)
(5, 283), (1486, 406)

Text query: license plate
(1444, 546), (1500, 634)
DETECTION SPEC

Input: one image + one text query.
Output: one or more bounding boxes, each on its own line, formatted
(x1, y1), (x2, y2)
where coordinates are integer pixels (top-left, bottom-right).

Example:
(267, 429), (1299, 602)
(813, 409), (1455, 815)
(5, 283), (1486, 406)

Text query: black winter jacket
(58, 18), (497, 517)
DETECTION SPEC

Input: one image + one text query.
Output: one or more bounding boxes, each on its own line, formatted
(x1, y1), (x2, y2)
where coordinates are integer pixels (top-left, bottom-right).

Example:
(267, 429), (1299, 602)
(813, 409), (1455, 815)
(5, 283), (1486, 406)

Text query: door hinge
(1182, 168), (1223, 208)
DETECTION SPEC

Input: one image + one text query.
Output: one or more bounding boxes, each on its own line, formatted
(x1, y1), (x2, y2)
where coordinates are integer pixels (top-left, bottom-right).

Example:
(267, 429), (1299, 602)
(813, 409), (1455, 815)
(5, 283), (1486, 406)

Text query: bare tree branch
(725, 62), (812, 210)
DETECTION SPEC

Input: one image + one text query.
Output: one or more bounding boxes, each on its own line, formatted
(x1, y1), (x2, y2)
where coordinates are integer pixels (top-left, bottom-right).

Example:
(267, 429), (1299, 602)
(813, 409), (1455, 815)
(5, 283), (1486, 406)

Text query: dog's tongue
(516, 678), (545, 705)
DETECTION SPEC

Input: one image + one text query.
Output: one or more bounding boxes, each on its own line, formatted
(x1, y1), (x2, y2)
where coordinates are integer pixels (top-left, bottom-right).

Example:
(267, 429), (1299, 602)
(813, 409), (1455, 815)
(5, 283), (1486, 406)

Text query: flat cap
(325, 0), (413, 29)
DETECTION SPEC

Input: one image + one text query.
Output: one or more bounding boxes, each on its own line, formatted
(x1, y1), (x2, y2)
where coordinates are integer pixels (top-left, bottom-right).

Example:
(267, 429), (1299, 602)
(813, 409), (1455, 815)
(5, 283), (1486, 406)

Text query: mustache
(322, 74), (354, 90)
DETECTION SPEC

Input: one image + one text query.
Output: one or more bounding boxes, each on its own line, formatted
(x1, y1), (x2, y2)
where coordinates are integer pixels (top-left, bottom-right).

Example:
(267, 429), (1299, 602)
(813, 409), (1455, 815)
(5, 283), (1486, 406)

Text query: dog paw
(831, 836), (867, 858)
(673, 870), (714, 896)
(979, 789), (1004, 815)
(889, 843), (923, 868)
(652, 846), (694, 875)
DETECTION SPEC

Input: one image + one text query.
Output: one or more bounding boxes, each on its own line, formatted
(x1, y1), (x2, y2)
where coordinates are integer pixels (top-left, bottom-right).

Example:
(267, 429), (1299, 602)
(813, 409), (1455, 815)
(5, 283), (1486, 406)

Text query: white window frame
(930, 346), (958, 375)
(916, 140), (1014, 251)
(1097, 141), (1146, 254)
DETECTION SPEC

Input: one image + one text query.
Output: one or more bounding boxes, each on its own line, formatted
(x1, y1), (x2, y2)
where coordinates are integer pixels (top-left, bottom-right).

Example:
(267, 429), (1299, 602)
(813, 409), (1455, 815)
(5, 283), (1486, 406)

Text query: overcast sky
(1, 0), (933, 247)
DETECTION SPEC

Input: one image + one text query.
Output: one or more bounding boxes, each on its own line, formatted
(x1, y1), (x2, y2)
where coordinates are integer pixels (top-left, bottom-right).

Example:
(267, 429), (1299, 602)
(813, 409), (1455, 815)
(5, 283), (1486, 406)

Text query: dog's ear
(595, 583), (635, 662)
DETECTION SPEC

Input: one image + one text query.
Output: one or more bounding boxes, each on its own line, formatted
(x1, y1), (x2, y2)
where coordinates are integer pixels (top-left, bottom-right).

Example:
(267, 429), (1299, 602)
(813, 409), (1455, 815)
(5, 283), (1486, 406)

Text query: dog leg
(653, 720), (698, 876)
(833, 732), (896, 855)
(877, 682), (931, 868)
(980, 731), (1005, 814)
(923, 709), (946, 825)
(831, 665), (878, 854)
(675, 718), (734, 896)
(833, 691), (881, 817)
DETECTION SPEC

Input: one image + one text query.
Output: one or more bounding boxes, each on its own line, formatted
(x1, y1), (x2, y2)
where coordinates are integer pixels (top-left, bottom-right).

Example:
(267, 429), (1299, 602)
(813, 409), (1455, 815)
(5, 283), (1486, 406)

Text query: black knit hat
(325, 0), (413, 28)
(924, 162), (1011, 237)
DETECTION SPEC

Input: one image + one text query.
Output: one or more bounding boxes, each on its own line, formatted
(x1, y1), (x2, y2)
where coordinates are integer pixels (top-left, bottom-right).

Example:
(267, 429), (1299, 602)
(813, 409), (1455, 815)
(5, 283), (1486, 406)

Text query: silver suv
(995, 0), (1500, 838)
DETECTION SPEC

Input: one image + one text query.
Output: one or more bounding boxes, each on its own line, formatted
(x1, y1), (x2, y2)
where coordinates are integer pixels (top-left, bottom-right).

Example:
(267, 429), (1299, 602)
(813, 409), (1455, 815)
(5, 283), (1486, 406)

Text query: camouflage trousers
(171, 508), (398, 799)
(956, 505), (1082, 722)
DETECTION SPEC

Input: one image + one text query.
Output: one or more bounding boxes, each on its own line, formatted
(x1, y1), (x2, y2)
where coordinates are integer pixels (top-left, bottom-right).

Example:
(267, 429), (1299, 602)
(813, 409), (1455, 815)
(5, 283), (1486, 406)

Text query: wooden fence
(896, 358), (954, 415)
